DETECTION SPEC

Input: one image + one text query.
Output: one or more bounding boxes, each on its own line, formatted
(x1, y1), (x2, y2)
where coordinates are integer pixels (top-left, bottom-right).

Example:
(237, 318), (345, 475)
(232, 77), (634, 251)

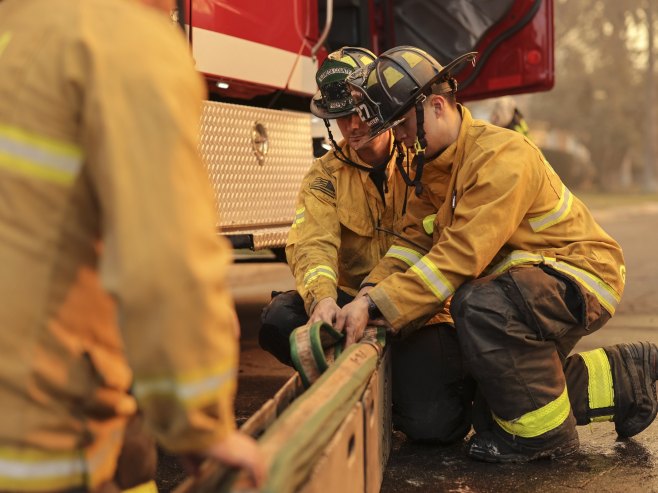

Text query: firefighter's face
(392, 108), (418, 151)
(336, 112), (372, 150)
(393, 96), (448, 156)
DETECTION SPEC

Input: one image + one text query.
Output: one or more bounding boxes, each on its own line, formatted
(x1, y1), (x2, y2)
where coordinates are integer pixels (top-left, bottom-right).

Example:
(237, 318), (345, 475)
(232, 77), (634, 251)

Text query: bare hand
(356, 285), (373, 298)
(309, 297), (341, 326)
(335, 296), (370, 347)
(201, 431), (266, 488)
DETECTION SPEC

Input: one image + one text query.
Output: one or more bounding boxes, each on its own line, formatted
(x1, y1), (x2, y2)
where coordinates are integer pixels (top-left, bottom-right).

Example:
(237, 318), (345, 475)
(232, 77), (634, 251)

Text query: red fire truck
(176, 0), (554, 253)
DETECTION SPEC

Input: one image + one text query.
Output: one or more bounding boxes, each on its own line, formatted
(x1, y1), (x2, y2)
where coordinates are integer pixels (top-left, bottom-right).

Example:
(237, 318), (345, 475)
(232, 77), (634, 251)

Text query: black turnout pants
(451, 265), (611, 439)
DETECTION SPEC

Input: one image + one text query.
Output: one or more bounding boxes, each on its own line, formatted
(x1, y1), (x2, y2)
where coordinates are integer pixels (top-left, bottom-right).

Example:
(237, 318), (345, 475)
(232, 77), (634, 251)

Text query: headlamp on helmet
(310, 46), (376, 120)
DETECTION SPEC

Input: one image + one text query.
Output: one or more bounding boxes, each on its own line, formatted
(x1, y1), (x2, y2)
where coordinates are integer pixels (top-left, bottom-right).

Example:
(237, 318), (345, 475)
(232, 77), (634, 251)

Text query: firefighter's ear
(428, 94), (444, 117)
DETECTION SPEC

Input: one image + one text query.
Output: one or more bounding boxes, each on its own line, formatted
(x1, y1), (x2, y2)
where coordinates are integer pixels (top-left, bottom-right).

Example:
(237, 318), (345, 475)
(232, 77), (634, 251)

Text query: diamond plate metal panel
(225, 226), (291, 250)
(200, 101), (313, 232)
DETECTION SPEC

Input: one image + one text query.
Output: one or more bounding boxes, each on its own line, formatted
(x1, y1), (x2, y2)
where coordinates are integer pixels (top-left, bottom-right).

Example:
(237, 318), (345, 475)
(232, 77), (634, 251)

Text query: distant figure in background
(489, 96), (531, 138)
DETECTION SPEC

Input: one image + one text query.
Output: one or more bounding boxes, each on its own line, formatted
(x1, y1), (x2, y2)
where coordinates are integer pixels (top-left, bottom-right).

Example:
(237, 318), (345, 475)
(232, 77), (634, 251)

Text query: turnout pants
(451, 265), (611, 441)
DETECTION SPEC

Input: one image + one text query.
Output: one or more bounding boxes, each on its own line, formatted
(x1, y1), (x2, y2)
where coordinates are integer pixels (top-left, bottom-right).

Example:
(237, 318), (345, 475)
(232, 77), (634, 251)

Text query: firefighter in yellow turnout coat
(0, 0), (264, 490)
(339, 46), (658, 462)
(259, 48), (470, 444)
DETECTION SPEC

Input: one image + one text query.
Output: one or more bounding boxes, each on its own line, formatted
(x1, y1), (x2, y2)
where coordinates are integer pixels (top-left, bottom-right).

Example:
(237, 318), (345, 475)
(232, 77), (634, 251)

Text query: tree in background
(526, 0), (656, 191)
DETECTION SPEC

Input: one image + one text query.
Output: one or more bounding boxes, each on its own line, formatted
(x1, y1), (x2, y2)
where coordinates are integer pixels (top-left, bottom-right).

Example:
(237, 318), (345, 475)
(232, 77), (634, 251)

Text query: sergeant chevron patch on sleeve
(310, 177), (336, 199)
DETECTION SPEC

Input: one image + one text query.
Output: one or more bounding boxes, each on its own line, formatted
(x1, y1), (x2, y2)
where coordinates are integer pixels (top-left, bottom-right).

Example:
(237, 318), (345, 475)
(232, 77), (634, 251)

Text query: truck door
(322, 0), (554, 100)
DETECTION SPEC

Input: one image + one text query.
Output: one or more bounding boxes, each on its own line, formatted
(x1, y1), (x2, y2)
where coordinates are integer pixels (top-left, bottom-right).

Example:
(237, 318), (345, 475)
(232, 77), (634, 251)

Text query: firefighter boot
(466, 413), (579, 463)
(608, 341), (658, 438)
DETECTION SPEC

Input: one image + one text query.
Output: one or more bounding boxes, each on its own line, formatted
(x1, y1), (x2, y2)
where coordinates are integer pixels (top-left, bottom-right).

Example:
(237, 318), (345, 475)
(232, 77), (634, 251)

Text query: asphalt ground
(160, 197), (658, 492)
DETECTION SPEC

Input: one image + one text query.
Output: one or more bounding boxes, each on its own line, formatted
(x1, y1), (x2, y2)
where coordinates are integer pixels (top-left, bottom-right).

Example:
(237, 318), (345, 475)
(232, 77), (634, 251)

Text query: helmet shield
(347, 66), (406, 148)
(346, 46), (477, 142)
(310, 47), (376, 119)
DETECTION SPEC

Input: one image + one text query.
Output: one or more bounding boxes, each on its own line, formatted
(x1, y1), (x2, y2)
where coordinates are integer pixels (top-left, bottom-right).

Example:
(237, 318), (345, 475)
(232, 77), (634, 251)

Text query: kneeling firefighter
(259, 46), (472, 444)
(337, 45), (658, 462)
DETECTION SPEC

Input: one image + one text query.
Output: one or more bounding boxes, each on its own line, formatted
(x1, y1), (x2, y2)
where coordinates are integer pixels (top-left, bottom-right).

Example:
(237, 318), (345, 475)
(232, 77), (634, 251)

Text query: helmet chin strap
(392, 97), (427, 197)
(411, 97), (427, 196)
(323, 119), (391, 173)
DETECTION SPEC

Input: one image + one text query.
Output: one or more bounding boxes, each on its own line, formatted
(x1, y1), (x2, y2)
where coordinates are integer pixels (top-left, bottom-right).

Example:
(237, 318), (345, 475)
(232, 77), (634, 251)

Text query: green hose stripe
(310, 322), (330, 372)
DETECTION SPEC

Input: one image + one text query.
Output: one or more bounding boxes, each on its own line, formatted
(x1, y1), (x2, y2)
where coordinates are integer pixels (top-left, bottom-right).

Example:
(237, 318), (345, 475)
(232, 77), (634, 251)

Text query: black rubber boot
(608, 341), (658, 438)
(466, 413), (579, 463)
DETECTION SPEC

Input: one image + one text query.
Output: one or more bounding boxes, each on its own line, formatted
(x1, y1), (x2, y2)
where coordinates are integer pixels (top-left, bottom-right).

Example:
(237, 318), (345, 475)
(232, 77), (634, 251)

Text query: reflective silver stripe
(529, 184), (574, 232)
(0, 426), (122, 489)
(489, 250), (620, 315)
(0, 456), (85, 480)
(304, 265), (337, 286)
(410, 257), (454, 302)
(545, 259), (620, 315)
(292, 207), (305, 228)
(489, 251), (544, 275)
(0, 126), (82, 184)
(385, 245), (423, 267)
(133, 367), (236, 403)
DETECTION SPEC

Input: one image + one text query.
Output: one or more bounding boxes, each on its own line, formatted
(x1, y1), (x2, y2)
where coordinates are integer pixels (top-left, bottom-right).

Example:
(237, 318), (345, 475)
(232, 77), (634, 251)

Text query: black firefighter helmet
(346, 46), (476, 195)
(345, 46), (477, 141)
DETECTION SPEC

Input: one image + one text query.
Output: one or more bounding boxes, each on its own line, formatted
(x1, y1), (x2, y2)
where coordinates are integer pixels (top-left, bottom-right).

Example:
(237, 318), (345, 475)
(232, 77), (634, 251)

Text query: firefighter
(258, 47), (473, 444)
(0, 0), (264, 490)
(337, 45), (658, 462)
(489, 96), (531, 138)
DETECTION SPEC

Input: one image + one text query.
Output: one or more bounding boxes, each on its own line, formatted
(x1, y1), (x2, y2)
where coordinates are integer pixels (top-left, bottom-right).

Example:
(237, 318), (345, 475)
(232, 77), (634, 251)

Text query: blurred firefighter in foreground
(337, 45), (658, 462)
(259, 47), (472, 443)
(0, 0), (264, 490)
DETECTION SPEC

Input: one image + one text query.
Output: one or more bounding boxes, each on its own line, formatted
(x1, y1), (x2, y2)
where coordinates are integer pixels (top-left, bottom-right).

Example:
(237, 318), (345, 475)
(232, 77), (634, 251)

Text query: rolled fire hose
(290, 321), (386, 388)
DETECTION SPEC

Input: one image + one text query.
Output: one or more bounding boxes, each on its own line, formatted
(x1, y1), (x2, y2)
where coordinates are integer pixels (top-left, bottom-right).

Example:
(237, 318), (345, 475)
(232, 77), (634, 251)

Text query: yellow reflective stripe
(529, 184), (574, 232)
(545, 259), (620, 315)
(303, 265), (337, 287)
(489, 250), (621, 315)
(489, 251), (544, 275)
(124, 480), (159, 493)
(292, 207), (305, 229)
(580, 348), (614, 423)
(0, 427), (123, 491)
(0, 448), (85, 491)
(383, 66), (404, 87)
(493, 386), (570, 438)
(401, 51), (423, 68)
(0, 124), (82, 184)
(385, 245), (423, 267)
(410, 257), (454, 302)
(0, 32), (12, 57)
(422, 214), (436, 235)
(133, 362), (236, 406)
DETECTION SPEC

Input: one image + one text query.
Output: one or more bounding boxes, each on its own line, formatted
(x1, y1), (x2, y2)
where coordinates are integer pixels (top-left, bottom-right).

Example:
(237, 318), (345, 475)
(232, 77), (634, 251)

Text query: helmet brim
(310, 91), (356, 119)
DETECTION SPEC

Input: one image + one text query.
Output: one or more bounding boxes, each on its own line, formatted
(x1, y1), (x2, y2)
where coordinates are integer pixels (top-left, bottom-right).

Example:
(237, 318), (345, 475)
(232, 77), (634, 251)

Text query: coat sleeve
(285, 159), (342, 314)
(79, 9), (238, 453)
(369, 138), (543, 329)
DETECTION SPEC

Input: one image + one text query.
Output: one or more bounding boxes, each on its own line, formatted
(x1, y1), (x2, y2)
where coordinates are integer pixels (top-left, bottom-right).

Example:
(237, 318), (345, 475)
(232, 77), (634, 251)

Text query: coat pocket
(337, 207), (374, 237)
